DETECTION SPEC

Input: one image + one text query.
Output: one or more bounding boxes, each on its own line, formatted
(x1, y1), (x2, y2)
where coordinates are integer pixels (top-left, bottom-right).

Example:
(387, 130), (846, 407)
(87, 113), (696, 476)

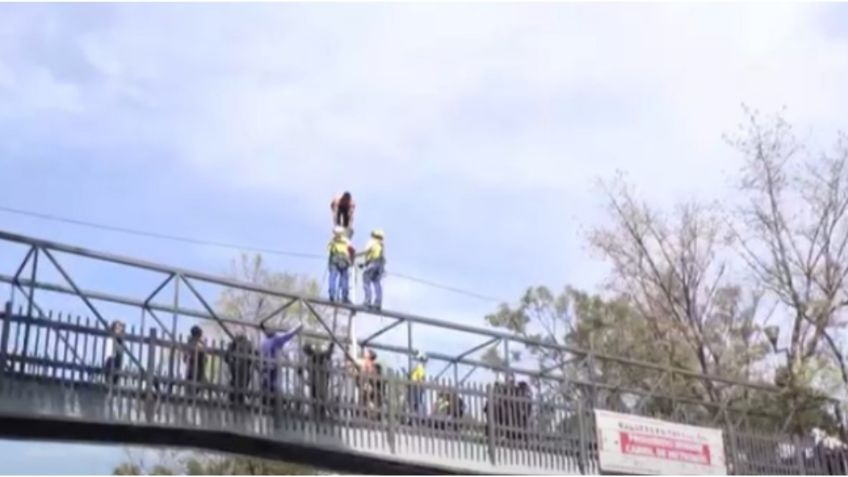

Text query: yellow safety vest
(411, 364), (425, 382)
(366, 239), (384, 264)
(328, 238), (349, 257)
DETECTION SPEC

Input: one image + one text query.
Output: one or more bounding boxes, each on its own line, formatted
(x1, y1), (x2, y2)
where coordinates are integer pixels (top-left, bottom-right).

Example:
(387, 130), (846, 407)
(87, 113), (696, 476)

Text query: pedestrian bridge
(0, 229), (846, 474)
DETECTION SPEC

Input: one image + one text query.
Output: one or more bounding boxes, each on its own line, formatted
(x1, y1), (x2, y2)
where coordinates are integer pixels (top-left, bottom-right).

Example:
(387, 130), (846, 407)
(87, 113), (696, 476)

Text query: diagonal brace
(179, 275), (234, 340)
(258, 298), (300, 328)
(143, 273), (175, 308)
(435, 336), (501, 379)
(40, 247), (145, 373)
(302, 300), (357, 367)
(361, 318), (403, 346)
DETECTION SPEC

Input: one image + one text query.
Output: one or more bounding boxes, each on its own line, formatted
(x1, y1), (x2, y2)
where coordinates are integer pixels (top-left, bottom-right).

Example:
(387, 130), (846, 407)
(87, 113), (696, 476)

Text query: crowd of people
(100, 317), (537, 438)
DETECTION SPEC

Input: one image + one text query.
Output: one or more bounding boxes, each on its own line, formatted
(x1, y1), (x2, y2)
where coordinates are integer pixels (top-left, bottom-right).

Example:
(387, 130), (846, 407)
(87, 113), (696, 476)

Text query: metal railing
(0, 229), (847, 473)
(1, 306), (847, 474)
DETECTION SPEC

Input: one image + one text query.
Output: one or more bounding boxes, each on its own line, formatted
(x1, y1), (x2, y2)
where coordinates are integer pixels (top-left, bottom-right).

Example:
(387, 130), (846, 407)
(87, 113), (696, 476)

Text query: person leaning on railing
(102, 320), (125, 386)
(303, 341), (335, 419)
(225, 334), (259, 407)
(355, 349), (379, 416)
(433, 390), (465, 432)
(259, 323), (303, 408)
(484, 377), (532, 441)
(183, 326), (207, 397)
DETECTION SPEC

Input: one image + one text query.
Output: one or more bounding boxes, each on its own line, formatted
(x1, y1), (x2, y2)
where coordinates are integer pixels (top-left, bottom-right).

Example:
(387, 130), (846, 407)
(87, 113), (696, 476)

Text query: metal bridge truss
(0, 229), (846, 474)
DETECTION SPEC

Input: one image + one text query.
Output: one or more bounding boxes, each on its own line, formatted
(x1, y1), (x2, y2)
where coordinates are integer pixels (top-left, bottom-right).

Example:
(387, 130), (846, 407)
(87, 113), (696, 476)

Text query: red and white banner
(594, 409), (727, 475)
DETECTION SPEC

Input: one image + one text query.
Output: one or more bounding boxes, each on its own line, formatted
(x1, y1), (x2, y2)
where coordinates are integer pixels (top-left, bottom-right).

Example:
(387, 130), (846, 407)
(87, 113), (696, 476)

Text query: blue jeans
(329, 265), (349, 302)
(362, 262), (383, 307)
(408, 385), (425, 415)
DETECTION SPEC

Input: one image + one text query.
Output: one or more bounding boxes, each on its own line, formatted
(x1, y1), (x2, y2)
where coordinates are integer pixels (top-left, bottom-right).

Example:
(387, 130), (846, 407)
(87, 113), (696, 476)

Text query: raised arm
(267, 323), (304, 354)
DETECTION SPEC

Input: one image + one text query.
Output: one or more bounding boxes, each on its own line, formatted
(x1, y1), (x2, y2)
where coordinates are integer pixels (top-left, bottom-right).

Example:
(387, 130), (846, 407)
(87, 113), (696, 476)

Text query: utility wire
(0, 204), (507, 304)
(386, 271), (504, 303)
(0, 205), (323, 259)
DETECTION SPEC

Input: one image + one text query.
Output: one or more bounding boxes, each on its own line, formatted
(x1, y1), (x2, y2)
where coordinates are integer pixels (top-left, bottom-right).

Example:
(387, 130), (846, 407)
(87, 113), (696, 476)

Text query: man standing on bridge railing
(358, 228), (386, 311)
(327, 227), (352, 304)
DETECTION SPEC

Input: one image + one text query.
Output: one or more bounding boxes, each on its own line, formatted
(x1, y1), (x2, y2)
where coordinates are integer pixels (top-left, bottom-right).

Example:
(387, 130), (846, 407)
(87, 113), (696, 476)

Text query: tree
(728, 107), (848, 394)
(484, 110), (848, 434)
(586, 175), (773, 405)
(113, 449), (316, 475)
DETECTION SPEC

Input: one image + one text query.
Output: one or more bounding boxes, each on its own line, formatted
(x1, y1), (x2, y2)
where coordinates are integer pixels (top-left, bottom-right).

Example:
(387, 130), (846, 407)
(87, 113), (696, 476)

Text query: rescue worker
(359, 229), (386, 310)
(330, 191), (356, 236)
(327, 226), (352, 303)
(408, 350), (427, 419)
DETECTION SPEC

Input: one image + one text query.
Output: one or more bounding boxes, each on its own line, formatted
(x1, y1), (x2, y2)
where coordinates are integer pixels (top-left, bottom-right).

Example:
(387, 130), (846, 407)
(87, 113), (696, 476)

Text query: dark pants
(335, 208), (350, 228)
(229, 369), (252, 406)
(103, 355), (123, 386)
(261, 368), (278, 407)
(310, 375), (330, 418)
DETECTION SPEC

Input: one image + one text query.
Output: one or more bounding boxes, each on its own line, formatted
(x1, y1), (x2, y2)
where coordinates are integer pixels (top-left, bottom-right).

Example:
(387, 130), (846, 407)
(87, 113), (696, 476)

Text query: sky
(1, 2), (848, 474)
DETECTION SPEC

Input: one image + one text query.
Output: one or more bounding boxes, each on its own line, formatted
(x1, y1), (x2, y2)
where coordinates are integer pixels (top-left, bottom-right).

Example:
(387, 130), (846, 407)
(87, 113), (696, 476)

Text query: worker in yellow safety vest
(327, 226), (352, 303)
(408, 350), (427, 417)
(358, 229), (386, 310)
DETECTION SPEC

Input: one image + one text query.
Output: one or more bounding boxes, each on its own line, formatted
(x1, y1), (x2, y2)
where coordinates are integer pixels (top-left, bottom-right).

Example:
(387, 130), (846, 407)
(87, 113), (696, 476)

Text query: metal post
(347, 312), (357, 360)
(723, 416), (741, 475)
(487, 383), (497, 465)
(168, 276), (179, 394)
(19, 248), (38, 373)
(407, 320), (413, 378)
(503, 338), (510, 378)
(453, 362), (459, 385)
(794, 434), (807, 475)
(587, 341), (598, 408)
(1, 301), (11, 378)
(576, 397), (589, 474)
(386, 372), (397, 454)
(145, 328), (157, 422)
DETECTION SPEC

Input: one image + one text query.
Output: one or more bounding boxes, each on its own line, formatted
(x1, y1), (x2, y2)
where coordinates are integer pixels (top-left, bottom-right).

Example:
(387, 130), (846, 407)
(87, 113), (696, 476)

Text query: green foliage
(113, 451), (316, 475)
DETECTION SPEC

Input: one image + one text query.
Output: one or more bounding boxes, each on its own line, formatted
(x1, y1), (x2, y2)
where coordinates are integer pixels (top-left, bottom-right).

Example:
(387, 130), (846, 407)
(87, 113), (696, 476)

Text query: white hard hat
(333, 226), (345, 236)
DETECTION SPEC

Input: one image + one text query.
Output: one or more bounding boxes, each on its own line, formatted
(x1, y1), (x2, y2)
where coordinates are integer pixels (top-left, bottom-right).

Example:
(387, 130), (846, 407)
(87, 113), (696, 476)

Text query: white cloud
(3, 2), (848, 360)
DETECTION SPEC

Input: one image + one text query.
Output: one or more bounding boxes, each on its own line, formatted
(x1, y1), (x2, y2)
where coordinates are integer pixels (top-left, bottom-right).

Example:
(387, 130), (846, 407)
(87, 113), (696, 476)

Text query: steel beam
(0, 230), (792, 394)
(179, 275), (234, 340)
(360, 318), (403, 346)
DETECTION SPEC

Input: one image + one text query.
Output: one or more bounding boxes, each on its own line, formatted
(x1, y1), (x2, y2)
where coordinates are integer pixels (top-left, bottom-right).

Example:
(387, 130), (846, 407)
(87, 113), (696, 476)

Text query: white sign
(594, 409), (727, 475)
